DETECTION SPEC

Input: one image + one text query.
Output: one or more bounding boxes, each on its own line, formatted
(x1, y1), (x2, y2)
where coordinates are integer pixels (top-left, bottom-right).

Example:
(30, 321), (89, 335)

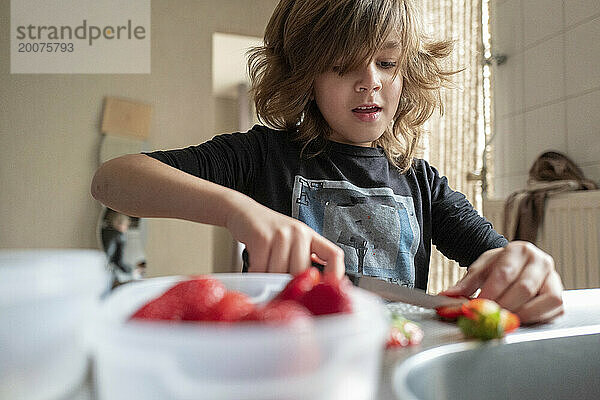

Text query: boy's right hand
(226, 200), (345, 278)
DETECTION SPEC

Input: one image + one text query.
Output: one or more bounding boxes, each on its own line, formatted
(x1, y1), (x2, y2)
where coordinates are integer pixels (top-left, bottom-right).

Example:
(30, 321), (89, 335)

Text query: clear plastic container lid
(0, 248), (109, 305)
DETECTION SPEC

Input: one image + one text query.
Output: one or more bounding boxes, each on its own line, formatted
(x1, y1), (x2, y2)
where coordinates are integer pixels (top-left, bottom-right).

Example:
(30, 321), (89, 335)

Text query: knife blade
(351, 275), (466, 309)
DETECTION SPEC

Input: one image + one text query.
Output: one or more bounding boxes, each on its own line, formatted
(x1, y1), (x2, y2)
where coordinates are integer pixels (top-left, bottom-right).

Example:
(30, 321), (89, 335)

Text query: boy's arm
(423, 161), (563, 324)
(91, 154), (345, 277)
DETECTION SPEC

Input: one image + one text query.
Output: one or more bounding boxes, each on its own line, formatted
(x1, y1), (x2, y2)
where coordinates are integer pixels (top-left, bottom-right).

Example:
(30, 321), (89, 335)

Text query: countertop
(66, 289), (600, 400)
(376, 288), (600, 399)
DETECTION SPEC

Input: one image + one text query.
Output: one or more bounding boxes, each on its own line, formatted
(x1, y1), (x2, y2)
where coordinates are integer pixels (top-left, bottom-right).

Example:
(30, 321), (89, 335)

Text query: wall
(0, 0), (278, 276)
(212, 95), (238, 272)
(490, 0), (600, 198)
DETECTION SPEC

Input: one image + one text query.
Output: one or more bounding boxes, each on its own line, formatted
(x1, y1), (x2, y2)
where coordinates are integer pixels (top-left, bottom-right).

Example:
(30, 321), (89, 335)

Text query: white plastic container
(0, 249), (109, 400)
(92, 274), (389, 400)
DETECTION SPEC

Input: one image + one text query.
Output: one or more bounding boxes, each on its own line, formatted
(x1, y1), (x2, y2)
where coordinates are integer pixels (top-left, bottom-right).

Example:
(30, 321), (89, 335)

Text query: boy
(91, 0), (563, 323)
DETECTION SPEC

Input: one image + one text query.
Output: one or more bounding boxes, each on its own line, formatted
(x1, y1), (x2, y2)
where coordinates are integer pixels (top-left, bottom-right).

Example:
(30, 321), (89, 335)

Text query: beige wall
(0, 0), (278, 276)
(490, 0), (600, 198)
(212, 96), (239, 273)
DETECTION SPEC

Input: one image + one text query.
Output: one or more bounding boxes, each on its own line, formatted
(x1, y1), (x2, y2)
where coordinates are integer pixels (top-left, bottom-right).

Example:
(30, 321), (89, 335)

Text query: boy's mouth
(352, 105), (382, 121)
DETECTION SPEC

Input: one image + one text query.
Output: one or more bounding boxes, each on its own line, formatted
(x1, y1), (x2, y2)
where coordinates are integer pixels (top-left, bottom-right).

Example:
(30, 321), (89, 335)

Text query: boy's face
(313, 38), (403, 147)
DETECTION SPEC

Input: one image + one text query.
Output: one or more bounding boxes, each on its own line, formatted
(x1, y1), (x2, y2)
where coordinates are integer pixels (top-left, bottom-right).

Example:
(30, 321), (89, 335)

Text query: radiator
(483, 190), (600, 290)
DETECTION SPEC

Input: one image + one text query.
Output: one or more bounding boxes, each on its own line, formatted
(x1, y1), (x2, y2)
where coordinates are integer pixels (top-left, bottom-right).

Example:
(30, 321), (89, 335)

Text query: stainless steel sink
(393, 332), (600, 400)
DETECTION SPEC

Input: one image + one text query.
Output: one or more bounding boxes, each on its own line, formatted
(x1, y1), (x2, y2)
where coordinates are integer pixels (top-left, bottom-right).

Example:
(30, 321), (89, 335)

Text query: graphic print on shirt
(292, 176), (420, 287)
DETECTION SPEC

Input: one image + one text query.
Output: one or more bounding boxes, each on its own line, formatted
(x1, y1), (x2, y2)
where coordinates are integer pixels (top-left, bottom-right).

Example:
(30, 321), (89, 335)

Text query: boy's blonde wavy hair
(248, 0), (457, 172)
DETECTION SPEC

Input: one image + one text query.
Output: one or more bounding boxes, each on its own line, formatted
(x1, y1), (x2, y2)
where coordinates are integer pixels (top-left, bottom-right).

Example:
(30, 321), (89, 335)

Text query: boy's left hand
(440, 241), (564, 324)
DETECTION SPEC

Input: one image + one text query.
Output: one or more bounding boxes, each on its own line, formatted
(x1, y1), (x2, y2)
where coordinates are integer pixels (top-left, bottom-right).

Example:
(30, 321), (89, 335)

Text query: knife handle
(241, 249), (330, 275)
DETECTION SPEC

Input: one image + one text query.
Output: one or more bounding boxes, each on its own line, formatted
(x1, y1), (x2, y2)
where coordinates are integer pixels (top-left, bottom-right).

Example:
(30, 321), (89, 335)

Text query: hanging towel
(503, 151), (597, 242)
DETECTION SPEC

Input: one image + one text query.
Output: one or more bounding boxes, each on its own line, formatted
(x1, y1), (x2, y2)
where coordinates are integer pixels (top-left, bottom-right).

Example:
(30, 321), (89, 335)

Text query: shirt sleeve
(426, 162), (508, 267)
(143, 126), (268, 196)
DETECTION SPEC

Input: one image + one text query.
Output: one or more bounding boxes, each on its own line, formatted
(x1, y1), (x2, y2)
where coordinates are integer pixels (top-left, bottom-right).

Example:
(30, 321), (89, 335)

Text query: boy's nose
(355, 62), (382, 93)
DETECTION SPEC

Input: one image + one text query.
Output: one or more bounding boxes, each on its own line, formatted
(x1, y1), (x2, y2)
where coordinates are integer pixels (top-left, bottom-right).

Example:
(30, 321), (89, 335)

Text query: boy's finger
(478, 244), (537, 301)
(495, 256), (551, 311)
(516, 271), (564, 324)
(267, 233), (292, 274)
(310, 235), (345, 279)
(289, 238), (311, 276)
(246, 243), (270, 273)
(440, 248), (502, 297)
(310, 253), (327, 266)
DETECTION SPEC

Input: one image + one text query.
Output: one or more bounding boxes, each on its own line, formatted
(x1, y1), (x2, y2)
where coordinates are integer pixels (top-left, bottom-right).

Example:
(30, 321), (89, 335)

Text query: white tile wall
(492, 0), (523, 55)
(495, 114), (527, 175)
(565, 19), (600, 96)
(524, 102), (567, 166)
(567, 90), (600, 164)
(523, 36), (564, 109)
(493, 52), (524, 117)
(491, 2), (600, 199)
(494, 117), (508, 177)
(581, 164), (600, 183)
(564, 0), (600, 27)
(522, 0), (563, 47)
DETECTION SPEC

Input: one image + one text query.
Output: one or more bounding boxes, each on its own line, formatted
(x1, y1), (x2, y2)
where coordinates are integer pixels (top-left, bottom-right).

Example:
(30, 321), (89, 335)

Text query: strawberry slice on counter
(457, 298), (520, 340)
(435, 294), (469, 321)
(499, 309), (520, 333)
(435, 303), (465, 321)
(386, 313), (423, 349)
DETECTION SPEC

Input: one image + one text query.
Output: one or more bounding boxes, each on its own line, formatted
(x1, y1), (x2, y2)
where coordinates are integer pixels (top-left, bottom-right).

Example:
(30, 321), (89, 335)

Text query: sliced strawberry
(300, 278), (352, 316)
(386, 326), (410, 348)
(386, 314), (423, 349)
(457, 298), (520, 340)
(500, 309), (520, 333)
(435, 304), (465, 321)
(245, 300), (312, 325)
(461, 298), (500, 320)
(275, 267), (321, 303)
(206, 291), (255, 322)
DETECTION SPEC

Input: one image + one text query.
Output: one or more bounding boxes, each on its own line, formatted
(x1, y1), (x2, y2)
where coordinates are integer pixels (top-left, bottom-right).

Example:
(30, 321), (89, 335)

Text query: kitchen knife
(350, 275), (466, 309)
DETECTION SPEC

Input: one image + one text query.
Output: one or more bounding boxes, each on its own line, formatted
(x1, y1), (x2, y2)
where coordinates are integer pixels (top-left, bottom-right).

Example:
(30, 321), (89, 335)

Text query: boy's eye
(377, 61), (397, 69)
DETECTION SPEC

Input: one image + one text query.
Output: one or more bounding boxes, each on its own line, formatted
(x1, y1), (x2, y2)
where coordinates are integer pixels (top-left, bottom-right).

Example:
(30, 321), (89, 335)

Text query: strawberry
(130, 277), (226, 322)
(386, 313), (423, 349)
(130, 294), (185, 321)
(300, 276), (352, 316)
(435, 304), (465, 321)
(500, 309), (520, 333)
(275, 267), (321, 302)
(245, 300), (312, 325)
(461, 298), (500, 320)
(457, 298), (520, 340)
(176, 278), (227, 321)
(206, 290), (255, 322)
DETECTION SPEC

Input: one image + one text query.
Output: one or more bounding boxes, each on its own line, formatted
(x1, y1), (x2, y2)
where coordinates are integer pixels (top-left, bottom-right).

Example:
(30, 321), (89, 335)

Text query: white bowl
(0, 249), (109, 400)
(91, 274), (389, 400)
